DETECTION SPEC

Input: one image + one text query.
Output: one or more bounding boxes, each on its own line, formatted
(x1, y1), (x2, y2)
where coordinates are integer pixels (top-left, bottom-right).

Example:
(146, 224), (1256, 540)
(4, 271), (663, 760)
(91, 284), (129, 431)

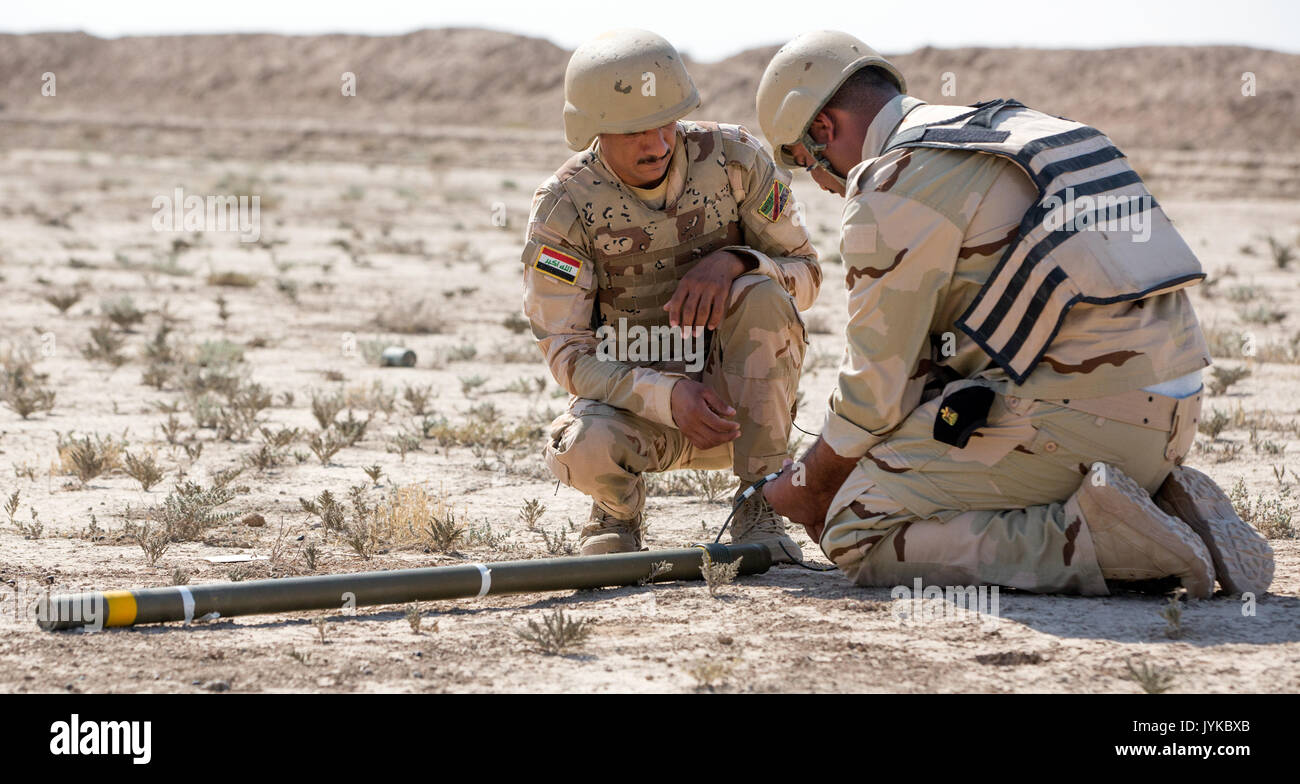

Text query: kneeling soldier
(757, 31), (1274, 596)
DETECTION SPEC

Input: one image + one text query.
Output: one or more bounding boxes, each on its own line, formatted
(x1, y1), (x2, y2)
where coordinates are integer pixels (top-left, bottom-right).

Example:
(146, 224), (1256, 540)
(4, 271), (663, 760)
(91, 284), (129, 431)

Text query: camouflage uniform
(820, 95), (1213, 593)
(522, 121), (820, 521)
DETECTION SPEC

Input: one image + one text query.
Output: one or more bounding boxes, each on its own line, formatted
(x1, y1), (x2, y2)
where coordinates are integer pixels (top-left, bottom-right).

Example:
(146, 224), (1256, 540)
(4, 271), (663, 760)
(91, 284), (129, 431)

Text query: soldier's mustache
(637, 152), (669, 166)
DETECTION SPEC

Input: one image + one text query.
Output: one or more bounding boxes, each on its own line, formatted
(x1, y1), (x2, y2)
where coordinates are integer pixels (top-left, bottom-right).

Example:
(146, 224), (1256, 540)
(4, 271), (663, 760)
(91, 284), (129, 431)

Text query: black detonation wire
(712, 471), (837, 572)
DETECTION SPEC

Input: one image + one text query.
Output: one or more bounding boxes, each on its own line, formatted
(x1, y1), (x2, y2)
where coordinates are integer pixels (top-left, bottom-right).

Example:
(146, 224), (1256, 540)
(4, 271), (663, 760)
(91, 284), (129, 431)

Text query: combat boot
(579, 503), (644, 556)
(1155, 466), (1275, 595)
(1066, 463), (1215, 598)
(730, 485), (801, 564)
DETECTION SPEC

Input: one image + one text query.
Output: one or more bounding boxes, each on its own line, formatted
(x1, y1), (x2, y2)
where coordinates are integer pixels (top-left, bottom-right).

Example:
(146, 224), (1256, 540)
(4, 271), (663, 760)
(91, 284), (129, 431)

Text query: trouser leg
(704, 273), (807, 482)
(543, 399), (732, 519)
(821, 380), (1194, 594)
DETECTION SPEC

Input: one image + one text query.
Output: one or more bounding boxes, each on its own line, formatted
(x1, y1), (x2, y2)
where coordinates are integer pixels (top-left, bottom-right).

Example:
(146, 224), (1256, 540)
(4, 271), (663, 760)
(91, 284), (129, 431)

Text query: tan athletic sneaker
(1067, 463), (1216, 599)
(578, 503), (644, 556)
(729, 486), (801, 564)
(1155, 466), (1275, 596)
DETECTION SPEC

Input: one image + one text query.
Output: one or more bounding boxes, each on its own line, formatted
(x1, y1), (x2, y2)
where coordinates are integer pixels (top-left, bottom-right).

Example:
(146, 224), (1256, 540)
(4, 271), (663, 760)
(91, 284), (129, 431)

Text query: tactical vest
(880, 99), (1204, 384)
(556, 122), (742, 334)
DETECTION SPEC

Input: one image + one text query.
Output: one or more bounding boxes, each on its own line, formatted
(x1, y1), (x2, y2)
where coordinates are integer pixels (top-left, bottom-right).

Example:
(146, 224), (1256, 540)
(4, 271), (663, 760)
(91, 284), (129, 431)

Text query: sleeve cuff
(641, 372), (687, 429)
(720, 246), (781, 282)
(821, 408), (885, 459)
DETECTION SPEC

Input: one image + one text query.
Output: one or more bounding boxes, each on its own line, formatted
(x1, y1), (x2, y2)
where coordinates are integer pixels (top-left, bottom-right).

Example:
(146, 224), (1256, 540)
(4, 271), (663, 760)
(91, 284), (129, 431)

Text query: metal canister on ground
(381, 346), (416, 367)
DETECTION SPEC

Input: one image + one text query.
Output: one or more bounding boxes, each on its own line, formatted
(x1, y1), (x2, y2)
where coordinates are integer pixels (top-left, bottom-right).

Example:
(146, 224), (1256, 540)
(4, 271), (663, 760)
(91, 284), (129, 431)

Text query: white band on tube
(178, 586), (195, 625)
(474, 563), (492, 598)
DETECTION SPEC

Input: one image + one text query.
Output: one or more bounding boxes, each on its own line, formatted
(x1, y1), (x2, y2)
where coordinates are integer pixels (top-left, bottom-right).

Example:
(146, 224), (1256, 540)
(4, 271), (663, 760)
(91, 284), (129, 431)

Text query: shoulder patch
(533, 245), (583, 285)
(757, 180), (790, 223)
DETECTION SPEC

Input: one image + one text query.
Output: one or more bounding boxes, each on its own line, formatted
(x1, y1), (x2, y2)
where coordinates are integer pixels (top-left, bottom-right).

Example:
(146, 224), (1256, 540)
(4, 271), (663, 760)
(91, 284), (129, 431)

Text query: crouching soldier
(521, 29), (822, 560)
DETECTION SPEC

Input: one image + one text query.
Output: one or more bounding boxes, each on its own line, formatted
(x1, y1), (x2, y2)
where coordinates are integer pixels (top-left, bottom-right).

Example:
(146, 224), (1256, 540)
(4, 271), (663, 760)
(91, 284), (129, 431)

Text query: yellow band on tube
(102, 590), (137, 627)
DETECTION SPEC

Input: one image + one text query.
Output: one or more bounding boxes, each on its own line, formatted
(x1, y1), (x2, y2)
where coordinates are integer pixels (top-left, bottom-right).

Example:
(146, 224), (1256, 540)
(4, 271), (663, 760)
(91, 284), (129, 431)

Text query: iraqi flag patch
(533, 245), (583, 285)
(757, 179), (790, 223)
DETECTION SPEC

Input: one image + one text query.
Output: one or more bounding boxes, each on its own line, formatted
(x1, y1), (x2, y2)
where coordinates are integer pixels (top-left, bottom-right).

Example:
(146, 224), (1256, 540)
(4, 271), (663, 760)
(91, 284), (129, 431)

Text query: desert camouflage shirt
(823, 95), (1213, 459)
(521, 122), (820, 427)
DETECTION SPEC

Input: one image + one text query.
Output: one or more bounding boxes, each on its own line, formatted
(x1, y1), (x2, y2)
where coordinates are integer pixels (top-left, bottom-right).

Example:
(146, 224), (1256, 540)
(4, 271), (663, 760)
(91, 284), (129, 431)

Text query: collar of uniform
(843, 95), (926, 198)
(862, 94), (926, 161)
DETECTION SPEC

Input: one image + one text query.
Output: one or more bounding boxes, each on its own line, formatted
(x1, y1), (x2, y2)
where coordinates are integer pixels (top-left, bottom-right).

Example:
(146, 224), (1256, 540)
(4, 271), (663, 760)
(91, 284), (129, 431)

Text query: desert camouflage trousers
(822, 378), (1203, 595)
(544, 274), (807, 519)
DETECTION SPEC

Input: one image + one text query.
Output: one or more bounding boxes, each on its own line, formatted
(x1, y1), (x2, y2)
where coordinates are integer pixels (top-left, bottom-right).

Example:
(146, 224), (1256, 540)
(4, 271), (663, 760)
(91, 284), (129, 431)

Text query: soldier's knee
(545, 410), (636, 484)
(728, 274), (794, 320)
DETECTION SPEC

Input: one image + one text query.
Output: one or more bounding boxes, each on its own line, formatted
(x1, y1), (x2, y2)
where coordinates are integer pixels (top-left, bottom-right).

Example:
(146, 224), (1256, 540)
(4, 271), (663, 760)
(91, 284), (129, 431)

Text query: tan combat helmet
(756, 31), (906, 185)
(563, 29), (701, 151)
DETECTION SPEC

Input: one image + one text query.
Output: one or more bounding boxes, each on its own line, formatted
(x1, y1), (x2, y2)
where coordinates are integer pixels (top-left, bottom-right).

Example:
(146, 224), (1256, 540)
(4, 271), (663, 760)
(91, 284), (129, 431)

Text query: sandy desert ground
(1, 33), (1298, 693)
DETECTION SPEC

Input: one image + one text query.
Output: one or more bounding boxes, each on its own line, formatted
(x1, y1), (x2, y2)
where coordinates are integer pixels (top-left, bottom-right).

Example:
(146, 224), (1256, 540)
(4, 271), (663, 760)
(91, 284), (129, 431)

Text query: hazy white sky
(6, 0), (1298, 59)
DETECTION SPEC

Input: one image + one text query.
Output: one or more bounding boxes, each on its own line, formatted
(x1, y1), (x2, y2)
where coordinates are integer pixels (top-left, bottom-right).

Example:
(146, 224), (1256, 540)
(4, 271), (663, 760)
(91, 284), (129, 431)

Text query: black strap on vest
(883, 99), (1024, 154)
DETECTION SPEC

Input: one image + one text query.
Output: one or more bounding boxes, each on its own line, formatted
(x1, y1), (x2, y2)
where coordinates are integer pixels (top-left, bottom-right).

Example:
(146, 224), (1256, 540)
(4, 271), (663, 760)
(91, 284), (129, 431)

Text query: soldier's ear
(808, 112), (836, 145)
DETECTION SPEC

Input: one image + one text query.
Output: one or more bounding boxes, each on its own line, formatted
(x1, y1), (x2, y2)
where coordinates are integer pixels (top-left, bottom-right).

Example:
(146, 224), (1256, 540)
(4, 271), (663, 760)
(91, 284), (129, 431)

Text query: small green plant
(1160, 591), (1184, 639)
(101, 295), (146, 331)
(402, 383), (435, 416)
(539, 526), (573, 555)
(0, 349), (56, 419)
(363, 464), (384, 485)
(405, 602), (428, 633)
(44, 289), (82, 314)
(332, 410), (372, 446)
(515, 607), (592, 655)
(686, 659), (735, 692)
(63, 433), (117, 486)
(302, 540), (321, 571)
(386, 430), (422, 462)
(301, 490), (346, 534)
(308, 430), (348, 464)
(1208, 365), (1251, 396)
(1227, 478), (1294, 538)
(123, 451), (165, 491)
(4, 489), (19, 527)
(312, 615), (331, 644)
(171, 566), (191, 585)
(15, 506), (43, 539)
(140, 480), (238, 541)
(688, 470), (734, 503)
(132, 520), (171, 566)
(1198, 408), (1230, 439)
(1124, 659), (1175, 694)
(699, 549), (741, 597)
(81, 323), (127, 366)
(422, 508), (464, 552)
(244, 443), (282, 471)
(1267, 235), (1296, 270)
(460, 375), (487, 397)
(310, 389), (345, 429)
(447, 343), (478, 362)
(518, 498), (546, 530)
(639, 560), (673, 586)
(1238, 304), (1285, 325)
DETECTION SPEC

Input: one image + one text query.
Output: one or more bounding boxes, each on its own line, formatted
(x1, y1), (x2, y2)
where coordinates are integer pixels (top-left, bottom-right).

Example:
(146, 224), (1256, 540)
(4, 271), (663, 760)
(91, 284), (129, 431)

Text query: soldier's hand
(763, 462), (825, 541)
(663, 250), (750, 332)
(669, 379), (741, 450)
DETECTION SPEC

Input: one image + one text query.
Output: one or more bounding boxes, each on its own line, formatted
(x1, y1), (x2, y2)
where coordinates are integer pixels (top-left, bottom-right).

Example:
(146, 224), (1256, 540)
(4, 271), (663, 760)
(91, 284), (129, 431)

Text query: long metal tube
(36, 543), (771, 631)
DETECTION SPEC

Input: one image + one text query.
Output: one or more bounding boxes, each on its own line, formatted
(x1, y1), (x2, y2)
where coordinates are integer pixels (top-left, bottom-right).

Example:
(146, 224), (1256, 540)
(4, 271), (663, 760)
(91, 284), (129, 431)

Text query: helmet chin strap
(800, 132), (848, 191)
